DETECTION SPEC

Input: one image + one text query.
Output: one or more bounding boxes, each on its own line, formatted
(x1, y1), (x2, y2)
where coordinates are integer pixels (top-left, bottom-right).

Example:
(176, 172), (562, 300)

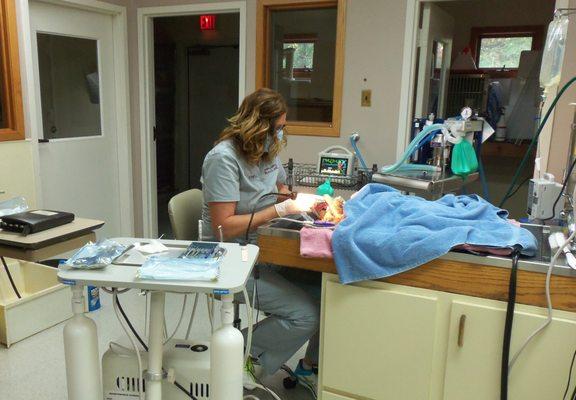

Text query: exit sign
(200, 15), (216, 31)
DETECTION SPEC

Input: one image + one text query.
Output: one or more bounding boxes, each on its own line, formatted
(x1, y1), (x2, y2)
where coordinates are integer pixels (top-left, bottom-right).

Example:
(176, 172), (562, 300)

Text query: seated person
(200, 88), (320, 392)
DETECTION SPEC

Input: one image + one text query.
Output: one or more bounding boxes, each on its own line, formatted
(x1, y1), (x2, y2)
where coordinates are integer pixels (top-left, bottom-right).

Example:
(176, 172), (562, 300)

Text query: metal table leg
(146, 291), (166, 400)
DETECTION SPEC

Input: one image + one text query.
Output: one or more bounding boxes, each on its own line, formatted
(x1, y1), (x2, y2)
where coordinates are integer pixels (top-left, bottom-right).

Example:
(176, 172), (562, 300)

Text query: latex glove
(274, 199), (306, 217)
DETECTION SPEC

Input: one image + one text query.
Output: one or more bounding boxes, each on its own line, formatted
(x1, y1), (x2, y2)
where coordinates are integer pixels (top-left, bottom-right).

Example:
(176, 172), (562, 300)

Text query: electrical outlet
(361, 90), (372, 107)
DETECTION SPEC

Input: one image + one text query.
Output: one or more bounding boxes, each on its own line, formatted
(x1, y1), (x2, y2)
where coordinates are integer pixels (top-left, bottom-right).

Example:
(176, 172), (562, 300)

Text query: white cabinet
(319, 274), (576, 400)
(444, 300), (576, 400)
(321, 280), (440, 399)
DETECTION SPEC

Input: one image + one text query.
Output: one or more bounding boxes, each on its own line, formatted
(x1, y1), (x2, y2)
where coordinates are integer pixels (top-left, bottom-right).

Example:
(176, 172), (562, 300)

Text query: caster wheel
(283, 377), (298, 389)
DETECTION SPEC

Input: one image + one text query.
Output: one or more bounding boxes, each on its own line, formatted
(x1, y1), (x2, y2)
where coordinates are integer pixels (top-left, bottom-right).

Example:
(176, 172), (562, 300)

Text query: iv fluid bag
(540, 15), (569, 89)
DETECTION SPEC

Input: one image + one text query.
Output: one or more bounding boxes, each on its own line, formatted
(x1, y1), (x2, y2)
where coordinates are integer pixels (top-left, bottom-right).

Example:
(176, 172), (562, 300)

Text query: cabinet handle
(458, 315), (466, 348)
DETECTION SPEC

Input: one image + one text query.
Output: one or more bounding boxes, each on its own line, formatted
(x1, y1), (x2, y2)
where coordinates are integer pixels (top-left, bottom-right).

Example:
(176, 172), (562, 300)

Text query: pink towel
(300, 227), (334, 258)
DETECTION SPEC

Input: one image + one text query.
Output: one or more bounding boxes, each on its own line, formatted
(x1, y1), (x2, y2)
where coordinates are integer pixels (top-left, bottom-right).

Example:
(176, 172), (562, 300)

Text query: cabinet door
(444, 300), (576, 400)
(322, 280), (439, 400)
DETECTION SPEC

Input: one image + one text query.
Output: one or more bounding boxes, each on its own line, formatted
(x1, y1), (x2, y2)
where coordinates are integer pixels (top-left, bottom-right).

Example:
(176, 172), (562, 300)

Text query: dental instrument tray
(137, 242), (226, 281)
(285, 159), (372, 192)
(0, 209), (75, 235)
(180, 241), (227, 260)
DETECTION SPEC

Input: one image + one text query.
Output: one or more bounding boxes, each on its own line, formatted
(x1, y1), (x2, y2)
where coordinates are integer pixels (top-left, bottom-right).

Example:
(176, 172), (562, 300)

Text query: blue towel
(332, 184), (538, 284)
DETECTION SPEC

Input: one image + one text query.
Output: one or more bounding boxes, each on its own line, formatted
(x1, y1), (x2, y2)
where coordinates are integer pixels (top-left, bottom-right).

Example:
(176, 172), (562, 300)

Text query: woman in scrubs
(201, 88), (319, 392)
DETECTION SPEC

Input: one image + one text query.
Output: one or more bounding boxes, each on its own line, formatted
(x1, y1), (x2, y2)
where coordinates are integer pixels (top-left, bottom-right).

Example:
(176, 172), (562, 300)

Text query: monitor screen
(319, 156), (349, 176)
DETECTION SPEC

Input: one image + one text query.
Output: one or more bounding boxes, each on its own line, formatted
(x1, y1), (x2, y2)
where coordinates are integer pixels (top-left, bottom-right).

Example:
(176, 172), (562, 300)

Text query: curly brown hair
(216, 88), (287, 165)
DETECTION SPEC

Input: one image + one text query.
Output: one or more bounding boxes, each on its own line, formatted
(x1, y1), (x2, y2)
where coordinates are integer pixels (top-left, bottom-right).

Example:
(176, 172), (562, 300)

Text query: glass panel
(268, 7), (337, 123)
(478, 36), (533, 69)
(37, 33), (101, 139)
(427, 41), (444, 116)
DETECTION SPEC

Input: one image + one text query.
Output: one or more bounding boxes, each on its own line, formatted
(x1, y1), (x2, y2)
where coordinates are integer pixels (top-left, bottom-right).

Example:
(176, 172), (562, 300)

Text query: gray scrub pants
(236, 264), (321, 376)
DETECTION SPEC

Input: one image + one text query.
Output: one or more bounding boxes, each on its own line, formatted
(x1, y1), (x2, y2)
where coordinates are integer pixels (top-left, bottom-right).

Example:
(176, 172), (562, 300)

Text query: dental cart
(57, 238), (259, 400)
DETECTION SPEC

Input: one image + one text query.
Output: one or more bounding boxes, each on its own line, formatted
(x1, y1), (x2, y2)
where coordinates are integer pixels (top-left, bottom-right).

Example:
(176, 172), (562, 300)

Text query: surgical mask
(264, 129), (284, 153)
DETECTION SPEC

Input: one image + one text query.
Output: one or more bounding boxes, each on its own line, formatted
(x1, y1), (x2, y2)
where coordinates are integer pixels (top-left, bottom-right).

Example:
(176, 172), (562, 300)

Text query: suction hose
(380, 123), (445, 174)
(349, 133), (368, 170)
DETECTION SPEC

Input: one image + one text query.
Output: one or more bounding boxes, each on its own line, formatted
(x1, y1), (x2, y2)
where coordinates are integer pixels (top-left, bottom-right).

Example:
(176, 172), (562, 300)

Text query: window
(37, 34), (102, 139)
(0, 0), (25, 141)
(256, 0), (346, 137)
(478, 36), (533, 69)
(283, 36), (316, 79)
(470, 26), (544, 77)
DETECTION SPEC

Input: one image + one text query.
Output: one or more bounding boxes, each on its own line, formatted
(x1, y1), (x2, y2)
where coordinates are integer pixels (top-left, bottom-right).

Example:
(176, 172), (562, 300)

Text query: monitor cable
(501, 248), (521, 400)
(1, 256), (21, 299)
(563, 347), (576, 400)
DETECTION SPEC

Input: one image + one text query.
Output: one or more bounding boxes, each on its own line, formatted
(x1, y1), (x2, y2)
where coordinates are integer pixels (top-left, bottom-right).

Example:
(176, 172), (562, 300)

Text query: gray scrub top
(201, 139), (286, 242)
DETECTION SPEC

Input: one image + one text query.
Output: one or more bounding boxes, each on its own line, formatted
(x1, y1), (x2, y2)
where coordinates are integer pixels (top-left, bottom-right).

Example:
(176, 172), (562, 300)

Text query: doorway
(153, 14), (240, 238)
(139, 3), (246, 238)
(405, 0), (556, 219)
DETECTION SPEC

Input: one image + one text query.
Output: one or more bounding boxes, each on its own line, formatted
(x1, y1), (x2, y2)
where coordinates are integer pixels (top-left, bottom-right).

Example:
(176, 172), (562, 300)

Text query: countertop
(257, 221), (576, 278)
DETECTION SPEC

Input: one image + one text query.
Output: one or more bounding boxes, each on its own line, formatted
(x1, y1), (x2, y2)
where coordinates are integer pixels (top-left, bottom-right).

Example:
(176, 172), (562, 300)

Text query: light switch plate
(361, 89), (372, 107)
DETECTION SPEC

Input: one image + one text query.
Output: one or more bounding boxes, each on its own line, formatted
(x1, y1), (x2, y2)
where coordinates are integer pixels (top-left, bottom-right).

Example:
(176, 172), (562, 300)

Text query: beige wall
(0, 141), (37, 208)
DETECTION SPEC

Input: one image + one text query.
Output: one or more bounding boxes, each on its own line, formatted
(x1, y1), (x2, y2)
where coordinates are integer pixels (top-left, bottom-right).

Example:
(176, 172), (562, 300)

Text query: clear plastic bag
(540, 14), (569, 89)
(451, 140), (478, 178)
(62, 239), (128, 270)
(138, 255), (220, 281)
(0, 196), (29, 217)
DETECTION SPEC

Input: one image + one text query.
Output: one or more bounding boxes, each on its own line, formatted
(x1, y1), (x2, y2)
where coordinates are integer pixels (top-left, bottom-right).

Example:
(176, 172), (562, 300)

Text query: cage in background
(445, 74), (488, 118)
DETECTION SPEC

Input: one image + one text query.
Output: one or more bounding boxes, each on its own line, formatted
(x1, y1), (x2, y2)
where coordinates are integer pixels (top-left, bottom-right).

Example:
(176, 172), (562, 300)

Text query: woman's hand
(274, 198), (309, 217)
(277, 183), (296, 201)
(209, 201), (278, 240)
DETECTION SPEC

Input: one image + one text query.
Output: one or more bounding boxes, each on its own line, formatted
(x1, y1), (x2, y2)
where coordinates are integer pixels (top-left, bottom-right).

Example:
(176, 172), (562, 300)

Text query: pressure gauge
(460, 107), (473, 120)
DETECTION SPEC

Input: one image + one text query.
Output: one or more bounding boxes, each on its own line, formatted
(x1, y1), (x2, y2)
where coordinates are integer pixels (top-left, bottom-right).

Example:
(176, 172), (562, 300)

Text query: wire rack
(285, 161), (372, 192)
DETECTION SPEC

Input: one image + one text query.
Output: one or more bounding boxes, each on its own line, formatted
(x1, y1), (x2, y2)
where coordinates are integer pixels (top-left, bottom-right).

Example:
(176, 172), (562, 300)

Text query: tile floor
(0, 290), (313, 400)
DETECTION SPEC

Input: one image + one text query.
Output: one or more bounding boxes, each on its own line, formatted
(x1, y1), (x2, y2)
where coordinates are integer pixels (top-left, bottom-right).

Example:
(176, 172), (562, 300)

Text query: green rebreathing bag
(317, 178), (335, 196)
(451, 140), (478, 178)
